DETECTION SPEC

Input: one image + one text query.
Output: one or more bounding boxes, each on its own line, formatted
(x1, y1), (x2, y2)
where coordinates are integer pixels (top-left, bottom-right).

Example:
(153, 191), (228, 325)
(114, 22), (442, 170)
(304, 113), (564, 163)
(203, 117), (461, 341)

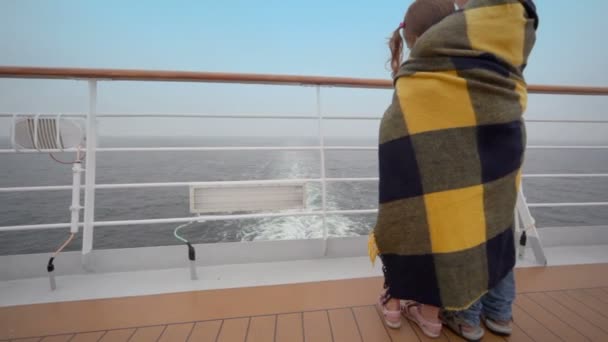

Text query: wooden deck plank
(479, 332), (506, 342)
(39, 336), (73, 342)
(246, 316), (275, 342)
(0, 277), (382, 340)
(4, 264), (608, 340)
(129, 326), (166, 342)
(303, 311), (332, 342)
(584, 288), (608, 304)
(157, 323), (194, 342)
(546, 291), (608, 334)
(512, 304), (561, 342)
(328, 308), (362, 342)
(526, 292), (608, 342)
(3, 264), (608, 340)
(506, 323), (534, 342)
(69, 331), (106, 342)
(216, 318), (250, 342)
(516, 295), (587, 341)
(98, 329), (136, 342)
(275, 313), (303, 342)
(566, 290), (608, 317)
(187, 321), (222, 342)
(516, 264), (608, 293)
(351, 306), (391, 342)
(11, 339), (41, 342)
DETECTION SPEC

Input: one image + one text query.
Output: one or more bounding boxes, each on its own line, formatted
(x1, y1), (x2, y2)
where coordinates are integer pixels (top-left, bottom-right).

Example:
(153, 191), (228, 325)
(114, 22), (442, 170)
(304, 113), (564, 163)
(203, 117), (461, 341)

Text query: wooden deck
(1, 264), (608, 342)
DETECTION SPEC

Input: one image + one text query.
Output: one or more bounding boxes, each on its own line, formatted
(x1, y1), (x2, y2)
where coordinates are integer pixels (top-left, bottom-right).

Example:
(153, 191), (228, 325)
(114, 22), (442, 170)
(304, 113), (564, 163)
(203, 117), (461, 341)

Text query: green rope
(173, 222), (193, 244)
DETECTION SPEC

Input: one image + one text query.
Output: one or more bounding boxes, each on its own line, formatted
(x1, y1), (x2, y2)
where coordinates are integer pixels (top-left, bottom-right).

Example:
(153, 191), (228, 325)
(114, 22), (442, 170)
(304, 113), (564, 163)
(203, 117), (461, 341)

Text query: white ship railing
(1, 67), (607, 258)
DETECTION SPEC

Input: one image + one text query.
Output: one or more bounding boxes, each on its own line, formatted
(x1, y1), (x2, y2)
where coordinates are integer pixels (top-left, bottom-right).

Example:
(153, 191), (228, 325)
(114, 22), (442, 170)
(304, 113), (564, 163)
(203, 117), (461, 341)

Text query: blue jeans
(459, 270), (515, 327)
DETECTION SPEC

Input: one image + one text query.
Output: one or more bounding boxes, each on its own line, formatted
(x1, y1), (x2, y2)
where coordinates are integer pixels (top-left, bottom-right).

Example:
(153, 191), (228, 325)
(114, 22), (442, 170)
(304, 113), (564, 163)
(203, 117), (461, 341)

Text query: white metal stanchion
(516, 188), (548, 265)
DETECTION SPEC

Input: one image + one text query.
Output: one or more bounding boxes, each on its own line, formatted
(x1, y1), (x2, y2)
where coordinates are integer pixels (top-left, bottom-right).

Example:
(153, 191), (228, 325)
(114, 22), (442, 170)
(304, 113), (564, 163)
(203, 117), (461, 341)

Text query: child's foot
(377, 297), (401, 329)
(440, 311), (484, 341)
(402, 300), (442, 338)
(483, 316), (512, 336)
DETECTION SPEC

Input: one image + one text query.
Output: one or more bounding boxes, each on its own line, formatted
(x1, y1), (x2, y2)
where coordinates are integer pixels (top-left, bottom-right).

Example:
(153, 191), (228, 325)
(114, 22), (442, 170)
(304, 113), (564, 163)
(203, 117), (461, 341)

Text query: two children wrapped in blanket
(375, 0), (537, 340)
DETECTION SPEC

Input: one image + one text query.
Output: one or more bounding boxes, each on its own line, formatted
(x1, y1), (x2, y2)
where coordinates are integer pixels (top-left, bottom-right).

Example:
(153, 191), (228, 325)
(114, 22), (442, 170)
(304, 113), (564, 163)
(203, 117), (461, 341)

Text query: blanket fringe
(368, 232), (379, 266)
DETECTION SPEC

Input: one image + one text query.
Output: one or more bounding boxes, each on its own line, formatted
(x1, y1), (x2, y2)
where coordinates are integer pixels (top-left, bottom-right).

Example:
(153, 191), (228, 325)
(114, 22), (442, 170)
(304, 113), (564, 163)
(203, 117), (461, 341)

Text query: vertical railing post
(316, 86), (329, 255)
(516, 188), (548, 265)
(82, 80), (98, 265)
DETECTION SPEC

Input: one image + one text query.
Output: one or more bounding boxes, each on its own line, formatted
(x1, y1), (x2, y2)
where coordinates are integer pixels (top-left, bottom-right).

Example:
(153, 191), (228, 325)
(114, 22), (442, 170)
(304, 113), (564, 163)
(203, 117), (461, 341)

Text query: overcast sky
(1, 0), (607, 143)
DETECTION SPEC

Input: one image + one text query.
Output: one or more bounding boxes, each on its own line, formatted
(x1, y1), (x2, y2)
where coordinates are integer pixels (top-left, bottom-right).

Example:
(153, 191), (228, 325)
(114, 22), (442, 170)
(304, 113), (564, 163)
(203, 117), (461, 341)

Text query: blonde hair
(389, 0), (455, 76)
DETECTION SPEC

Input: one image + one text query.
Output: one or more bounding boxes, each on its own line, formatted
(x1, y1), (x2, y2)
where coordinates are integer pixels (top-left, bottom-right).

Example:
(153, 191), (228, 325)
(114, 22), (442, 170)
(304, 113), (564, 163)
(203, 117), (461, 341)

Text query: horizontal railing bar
(0, 67), (392, 88)
(0, 223), (77, 231)
(0, 209), (379, 231)
(99, 114), (320, 120)
(0, 113), (378, 120)
(3, 145), (608, 154)
(528, 202), (608, 208)
(0, 179), (320, 193)
(2, 145), (608, 154)
(527, 119), (608, 124)
(0, 146), (320, 153)
(323, 146), (608, 150)
(527, 146), (608, 149)
(522, 174), (608, 178)
(2, 66), (608, 95)
(3, 113), (608, 124)
(3, 174), (608, 193)
(2, 201), (607, 232)
(0, 185), (73, 192)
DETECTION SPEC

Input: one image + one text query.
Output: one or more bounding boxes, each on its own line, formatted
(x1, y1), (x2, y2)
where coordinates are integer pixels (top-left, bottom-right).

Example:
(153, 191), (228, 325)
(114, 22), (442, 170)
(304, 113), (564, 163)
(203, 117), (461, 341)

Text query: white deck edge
(1, 230), (608, 308)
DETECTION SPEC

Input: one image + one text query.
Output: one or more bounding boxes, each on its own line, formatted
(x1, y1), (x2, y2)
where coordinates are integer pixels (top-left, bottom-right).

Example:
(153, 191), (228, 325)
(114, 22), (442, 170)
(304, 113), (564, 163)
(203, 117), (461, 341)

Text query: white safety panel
(189, 183), (307, 214)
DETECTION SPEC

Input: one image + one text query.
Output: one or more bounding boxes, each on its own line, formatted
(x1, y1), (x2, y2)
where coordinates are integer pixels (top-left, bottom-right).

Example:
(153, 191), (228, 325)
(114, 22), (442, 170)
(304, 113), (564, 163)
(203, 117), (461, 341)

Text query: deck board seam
(544, 291), (608, 335)
(300, 313), (305, 342)
(213, 320), (225, 342)
(94, 331), (107, 342)
(583, 289), (608, 304)
(564, 290), (608, 319)
(154, 325), (168, 342)
(325, 310), (335, 342)
(349, 307), (365, 342)
(514, 302), (565, 342)
(512, 321), (536, 342)
(302, 313), (307, 342)
(125, 329), (137, 342)
(183, 323), (195, 342)
(272, 315), (278, 342)
(244, 317), (251, 342)
(523, 293), (592, 341)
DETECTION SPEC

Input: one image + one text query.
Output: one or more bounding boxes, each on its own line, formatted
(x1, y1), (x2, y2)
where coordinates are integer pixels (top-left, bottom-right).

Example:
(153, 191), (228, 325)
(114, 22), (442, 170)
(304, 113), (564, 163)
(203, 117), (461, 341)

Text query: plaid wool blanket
(371, 0), (539, 310)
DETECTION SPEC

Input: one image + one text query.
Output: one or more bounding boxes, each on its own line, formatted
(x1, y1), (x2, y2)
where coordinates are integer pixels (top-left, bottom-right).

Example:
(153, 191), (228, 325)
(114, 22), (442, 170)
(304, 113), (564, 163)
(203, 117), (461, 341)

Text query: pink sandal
(402, 300), (442, 338)
(377, 297), (402, 329)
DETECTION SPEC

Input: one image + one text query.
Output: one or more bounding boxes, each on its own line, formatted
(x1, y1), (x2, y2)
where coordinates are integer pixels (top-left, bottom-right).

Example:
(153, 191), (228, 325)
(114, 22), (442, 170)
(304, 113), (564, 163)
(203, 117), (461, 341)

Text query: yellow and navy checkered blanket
(372, 0), (538, 310)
